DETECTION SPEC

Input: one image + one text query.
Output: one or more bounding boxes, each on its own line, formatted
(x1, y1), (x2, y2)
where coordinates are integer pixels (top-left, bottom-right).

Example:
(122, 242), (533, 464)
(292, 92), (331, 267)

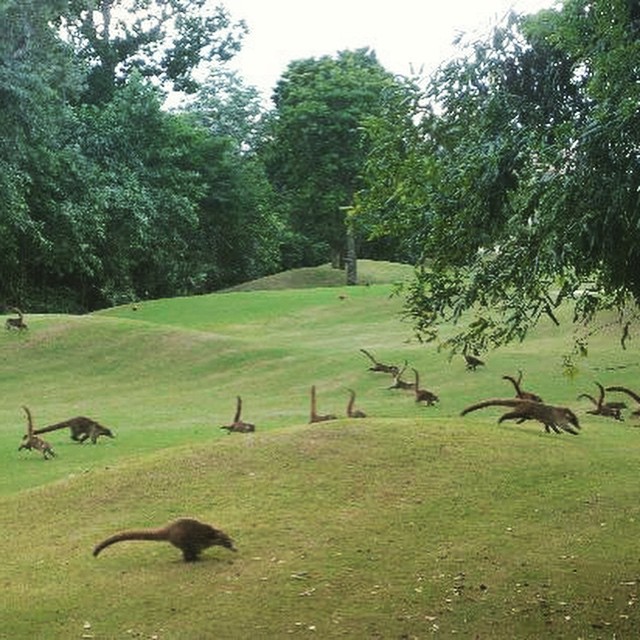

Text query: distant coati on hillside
(5, 307), (27, 330)
(32, 416), (115, 444)
(93, 518), (236, 562)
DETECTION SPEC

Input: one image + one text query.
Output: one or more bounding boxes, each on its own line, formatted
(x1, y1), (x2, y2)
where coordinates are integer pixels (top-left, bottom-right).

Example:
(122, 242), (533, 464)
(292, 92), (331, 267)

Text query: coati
(464, 353), (485, 371)
(18, 406), (56, 459)
(93, 518), (236, 562)
(33, 416), (115, 443)
(412, 368), (439, 406)
(578, 382), (625, 421)
(502, 370), (543, 403)
(220, 396), (255, 433)
(309, 385), (336, 423)
(605, 385), (640, 417)
(346, 388), (366, 418)
(461, 398), (581, 435)
(5, 307), (27, 330)
(388, 361), (415, 390)
(360, 348), (400, 376)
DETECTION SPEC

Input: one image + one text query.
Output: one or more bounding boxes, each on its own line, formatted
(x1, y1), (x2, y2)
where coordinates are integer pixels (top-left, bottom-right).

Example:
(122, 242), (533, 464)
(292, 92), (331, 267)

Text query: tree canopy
(355, 0), (640, 356)
(263, 48), (404, 269)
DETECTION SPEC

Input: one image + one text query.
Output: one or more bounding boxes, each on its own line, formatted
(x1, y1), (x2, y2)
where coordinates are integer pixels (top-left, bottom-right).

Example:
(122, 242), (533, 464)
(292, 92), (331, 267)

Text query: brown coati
(93, 518), (236, 562)
(309, 385), (336, 423)
(578, 382), (625, 421)
(360, 348), (400, 375)
(388, 361), (415, 390)
(33, 416), (115, 443)
(463, 353), (485, 371)
(412, 369), (439, 406)
(5, 307), (27, 330)
(346, 388), (366, 418)
(606, 385), (640, 417)
(18, 406), (56, 460)
(220, 396), (255, 433)
(502, 370), (543, 403)
(461, 398), (581, 435)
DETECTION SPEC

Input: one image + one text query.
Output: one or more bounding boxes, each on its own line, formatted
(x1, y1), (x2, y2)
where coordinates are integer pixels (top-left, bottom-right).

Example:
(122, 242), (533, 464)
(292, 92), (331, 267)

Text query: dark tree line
(1, 1), (405, 312)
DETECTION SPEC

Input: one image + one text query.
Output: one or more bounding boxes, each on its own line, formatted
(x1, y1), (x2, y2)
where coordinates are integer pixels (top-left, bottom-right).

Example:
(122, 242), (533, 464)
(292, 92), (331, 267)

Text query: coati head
(210, 527), (237, 552)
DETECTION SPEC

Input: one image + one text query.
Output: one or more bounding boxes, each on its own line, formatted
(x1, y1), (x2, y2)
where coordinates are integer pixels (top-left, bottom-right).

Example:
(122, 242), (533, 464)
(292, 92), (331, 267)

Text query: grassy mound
(223, 259), (414, 291)
(2, 262), (640, 638)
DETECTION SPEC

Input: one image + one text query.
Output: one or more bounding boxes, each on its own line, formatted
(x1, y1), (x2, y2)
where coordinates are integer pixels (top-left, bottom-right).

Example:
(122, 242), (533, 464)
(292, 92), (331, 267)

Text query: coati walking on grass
(412, 369), (439, 406)
(578, 382), (625, 421)
(346, 388), (366, 418)
(360, 349), (400, 376)
(93, 518), (236, 562)
(220, 396), (255, 433)
(309, 385), (336, 423)
(18, 406), (56, 459)
(33, 416), (115, 443)
(605, 385), (640, 417)
(502, 370), (543, 403)
(5, 307), (27, 330)
(461, 398), (581, 435)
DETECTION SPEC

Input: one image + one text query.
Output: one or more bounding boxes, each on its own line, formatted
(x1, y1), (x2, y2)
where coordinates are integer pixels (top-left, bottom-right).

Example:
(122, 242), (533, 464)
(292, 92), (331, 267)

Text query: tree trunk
(345, 227), (357, 285)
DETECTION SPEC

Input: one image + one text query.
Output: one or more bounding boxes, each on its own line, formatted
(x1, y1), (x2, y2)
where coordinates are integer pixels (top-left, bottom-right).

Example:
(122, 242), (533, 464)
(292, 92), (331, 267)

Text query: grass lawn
(1, 262), (640, 639)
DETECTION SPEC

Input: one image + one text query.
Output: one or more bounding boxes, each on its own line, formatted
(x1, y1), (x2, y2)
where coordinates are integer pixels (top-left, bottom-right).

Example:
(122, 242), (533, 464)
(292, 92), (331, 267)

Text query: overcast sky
(222, 0), (559, 99)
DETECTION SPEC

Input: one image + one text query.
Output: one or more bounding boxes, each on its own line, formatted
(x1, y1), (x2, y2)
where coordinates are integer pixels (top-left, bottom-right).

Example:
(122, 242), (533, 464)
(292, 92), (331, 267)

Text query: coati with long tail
(18, 406), (56, 459)
(412, 369), (439, 406)
(5, 307), (27, 330)
(502, 370), (543, 403)
(463, 346), (485, 371)
(605, 385), (640, 417)
(461, 398), (581, 435)
(32, 416), (115, 443)
(360, 349), (400, 376)
(346, 388), (366, 418)
(93, 518), (236, 562)
(388, 361), (415, 390)
(578, 382), (625, 421)
(309, 385), (336, 423)
(220, 396), (255, 433)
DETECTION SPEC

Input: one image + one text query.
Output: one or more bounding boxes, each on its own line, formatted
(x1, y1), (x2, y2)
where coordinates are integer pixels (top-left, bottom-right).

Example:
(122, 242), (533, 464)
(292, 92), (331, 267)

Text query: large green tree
(59, 0), (247, 103)
(356, 0), (640, 355)
(263, 48), (400, 269)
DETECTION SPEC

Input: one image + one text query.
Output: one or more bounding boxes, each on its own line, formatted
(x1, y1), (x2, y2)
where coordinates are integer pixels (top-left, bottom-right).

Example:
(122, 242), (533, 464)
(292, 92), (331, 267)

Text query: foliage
(0, 1), (283, 311)
(356, 1), (640, 355)
(263, 48), (403, 268)
(59, 0), (247, 102)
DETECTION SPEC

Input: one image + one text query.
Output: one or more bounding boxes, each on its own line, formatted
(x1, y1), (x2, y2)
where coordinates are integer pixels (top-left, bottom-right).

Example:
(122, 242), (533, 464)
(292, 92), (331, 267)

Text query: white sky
(223, 0), (559, 100)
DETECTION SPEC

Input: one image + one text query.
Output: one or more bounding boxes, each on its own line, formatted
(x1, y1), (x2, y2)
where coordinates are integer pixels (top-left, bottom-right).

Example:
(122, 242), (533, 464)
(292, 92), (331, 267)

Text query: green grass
(2, 263), (640, 639)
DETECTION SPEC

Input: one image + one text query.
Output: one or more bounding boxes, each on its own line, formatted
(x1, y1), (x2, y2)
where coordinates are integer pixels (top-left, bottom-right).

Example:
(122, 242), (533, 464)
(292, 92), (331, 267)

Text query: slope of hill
(1, 262), (640, 638)
(223, 259), (414, 291)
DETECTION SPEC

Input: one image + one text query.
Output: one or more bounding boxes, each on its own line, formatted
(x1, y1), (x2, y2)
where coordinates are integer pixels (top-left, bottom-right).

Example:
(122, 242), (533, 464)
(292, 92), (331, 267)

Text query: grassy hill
(2, 263), (640, 639)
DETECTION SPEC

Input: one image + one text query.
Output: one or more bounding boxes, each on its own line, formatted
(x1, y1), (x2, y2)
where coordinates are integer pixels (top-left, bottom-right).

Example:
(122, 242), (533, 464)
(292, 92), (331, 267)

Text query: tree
(263, 48), (399, 270)
(59, 0), (247, 103)
(356, 1), (640, 356)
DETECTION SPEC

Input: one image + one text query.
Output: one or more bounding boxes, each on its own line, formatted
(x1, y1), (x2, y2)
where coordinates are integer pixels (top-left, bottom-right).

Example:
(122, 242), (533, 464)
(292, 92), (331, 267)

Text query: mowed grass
(2, 263), (640, 639)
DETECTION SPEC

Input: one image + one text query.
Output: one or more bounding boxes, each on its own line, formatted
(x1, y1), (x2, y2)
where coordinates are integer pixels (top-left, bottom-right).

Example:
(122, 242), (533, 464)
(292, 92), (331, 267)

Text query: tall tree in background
(356, 0), (640, 356)
(263, 48), (399, 270)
